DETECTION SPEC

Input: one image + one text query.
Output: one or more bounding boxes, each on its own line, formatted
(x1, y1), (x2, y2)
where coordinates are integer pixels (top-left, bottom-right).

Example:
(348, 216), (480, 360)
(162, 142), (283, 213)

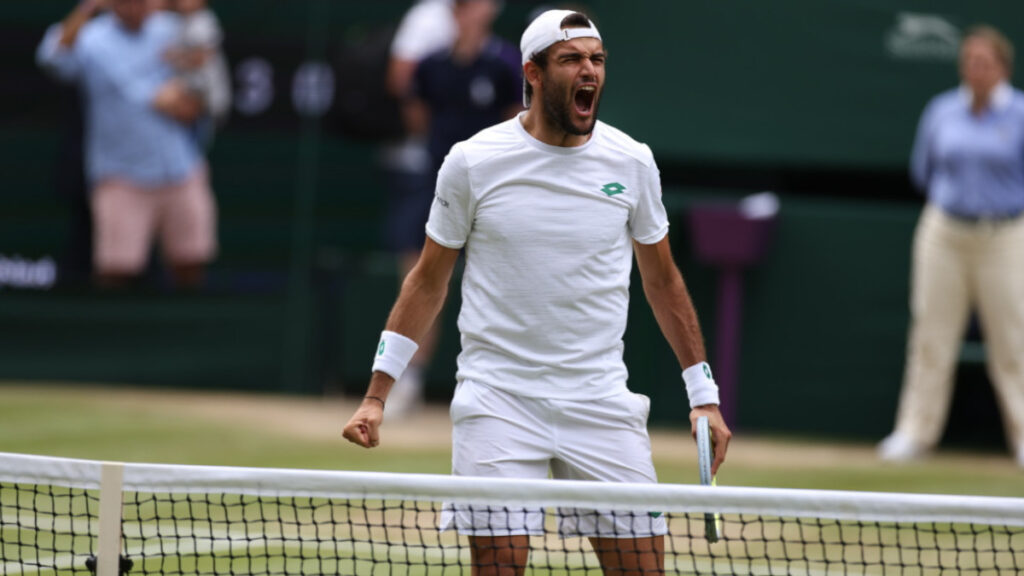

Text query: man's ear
(524, 61), (543, 94)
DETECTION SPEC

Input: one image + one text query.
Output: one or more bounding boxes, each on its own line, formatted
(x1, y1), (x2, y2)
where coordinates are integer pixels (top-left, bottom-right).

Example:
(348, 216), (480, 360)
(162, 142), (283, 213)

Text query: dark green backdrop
(1, 1), (1018, 446)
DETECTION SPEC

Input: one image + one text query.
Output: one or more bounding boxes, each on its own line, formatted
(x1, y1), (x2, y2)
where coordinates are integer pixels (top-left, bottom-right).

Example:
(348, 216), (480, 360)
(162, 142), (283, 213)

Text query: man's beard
(541, 82), (601, 136)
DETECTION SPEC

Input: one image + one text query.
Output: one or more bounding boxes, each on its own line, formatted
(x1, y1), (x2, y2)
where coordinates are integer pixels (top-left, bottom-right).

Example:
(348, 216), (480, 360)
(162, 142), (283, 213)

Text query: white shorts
(442, 380), (667, 538)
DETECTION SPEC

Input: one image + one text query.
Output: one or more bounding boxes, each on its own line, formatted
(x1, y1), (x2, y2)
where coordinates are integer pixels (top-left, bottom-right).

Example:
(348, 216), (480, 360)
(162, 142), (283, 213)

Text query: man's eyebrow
(555, 49), (607, 60)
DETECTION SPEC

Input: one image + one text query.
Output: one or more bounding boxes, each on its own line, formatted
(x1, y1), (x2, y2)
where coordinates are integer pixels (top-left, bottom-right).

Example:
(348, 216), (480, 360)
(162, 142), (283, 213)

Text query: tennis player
(344, 9), (731, 575)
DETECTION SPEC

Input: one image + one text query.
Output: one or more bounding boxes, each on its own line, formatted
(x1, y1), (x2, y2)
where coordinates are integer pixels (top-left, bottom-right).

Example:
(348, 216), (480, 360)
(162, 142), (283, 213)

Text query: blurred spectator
(379, 0), (457, 418)
(36, 0), (217, 290)
(382, 0), (523, 419)
(879, 25), (1024, 467)
(165, 0), (231, 148)
(406, 0), (523, 173)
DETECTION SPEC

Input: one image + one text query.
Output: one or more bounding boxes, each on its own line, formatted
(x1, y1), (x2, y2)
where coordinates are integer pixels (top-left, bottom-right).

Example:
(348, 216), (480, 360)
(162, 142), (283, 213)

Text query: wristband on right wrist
(370, 330), (419, 381)
(682, 361), (720, 409)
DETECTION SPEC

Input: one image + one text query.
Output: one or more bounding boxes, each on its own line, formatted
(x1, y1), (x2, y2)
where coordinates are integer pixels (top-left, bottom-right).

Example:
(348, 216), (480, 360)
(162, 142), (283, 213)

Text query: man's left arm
(634, 237), (732, 474)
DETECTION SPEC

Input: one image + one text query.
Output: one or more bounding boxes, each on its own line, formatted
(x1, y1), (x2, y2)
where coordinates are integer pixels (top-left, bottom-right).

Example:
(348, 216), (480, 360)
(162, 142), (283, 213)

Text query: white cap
(519, 10), (602, 106)
(520, 9), (601, 66)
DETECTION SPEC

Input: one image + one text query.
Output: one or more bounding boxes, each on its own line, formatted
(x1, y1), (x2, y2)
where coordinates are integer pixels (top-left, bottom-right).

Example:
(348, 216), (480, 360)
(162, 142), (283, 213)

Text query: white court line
(0, 511), (94, 534)
(0, 553), (86, 575)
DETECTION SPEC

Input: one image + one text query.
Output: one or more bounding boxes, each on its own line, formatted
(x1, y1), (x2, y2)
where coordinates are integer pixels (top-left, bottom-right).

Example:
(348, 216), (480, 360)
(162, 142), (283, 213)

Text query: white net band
(3, 451), (1024, 576)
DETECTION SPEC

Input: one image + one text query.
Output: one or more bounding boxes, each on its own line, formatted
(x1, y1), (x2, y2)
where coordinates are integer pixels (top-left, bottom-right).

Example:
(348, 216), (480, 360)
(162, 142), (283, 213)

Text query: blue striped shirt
(37, 12), (201, 187)
(910, 82), (1024, 218)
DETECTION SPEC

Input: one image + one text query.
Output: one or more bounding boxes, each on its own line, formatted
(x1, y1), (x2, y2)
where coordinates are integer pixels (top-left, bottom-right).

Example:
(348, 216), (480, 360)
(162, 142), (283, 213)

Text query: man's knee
(469, 535), (529, 576)
(589, 535), (665, 576)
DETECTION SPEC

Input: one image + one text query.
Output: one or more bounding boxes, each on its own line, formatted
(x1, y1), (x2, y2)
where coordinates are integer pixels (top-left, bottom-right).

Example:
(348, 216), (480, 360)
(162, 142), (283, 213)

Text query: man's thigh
(447, 381), (553, 535)
(91, 179), (157, 275)
(450, 381), (553, 477)
(550, 390), (658, 484)
(450, 383), (655, 480)
(448, 383), (665, 537)
(159, 166), (218, 266)
(550, 391), (667, 538)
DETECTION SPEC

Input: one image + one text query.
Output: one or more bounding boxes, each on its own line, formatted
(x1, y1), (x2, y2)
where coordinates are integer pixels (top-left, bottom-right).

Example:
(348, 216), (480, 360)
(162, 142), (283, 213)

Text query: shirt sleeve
(36, 23), (81, 82)
(629, 155), (670, 244)
(425, 145), (473, 249)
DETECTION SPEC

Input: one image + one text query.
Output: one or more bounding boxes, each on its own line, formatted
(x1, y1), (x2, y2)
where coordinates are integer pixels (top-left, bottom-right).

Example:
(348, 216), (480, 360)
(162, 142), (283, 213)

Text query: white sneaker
(877, 432), (928, 462)
(383, 366), (425, 421)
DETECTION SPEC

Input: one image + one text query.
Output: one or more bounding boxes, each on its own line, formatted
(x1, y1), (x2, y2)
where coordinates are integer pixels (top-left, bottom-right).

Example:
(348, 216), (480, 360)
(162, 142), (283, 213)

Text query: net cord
(3, 451), (1024, 527)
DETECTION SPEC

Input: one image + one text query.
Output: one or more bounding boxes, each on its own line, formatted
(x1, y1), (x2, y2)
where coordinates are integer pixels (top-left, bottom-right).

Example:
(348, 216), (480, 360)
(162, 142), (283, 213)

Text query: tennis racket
(696, 415), (722, 542)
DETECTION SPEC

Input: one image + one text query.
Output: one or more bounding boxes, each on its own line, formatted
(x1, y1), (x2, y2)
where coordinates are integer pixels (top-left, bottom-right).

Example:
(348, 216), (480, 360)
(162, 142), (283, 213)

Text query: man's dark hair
(524, 12), (593, 106)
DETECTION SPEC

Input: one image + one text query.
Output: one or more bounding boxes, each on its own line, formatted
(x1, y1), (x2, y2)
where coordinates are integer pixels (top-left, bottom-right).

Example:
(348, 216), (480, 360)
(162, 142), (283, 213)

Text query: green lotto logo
(703, 364), (712, 379)
(378, 341), (386, 356)
(600, 182), (626, 196)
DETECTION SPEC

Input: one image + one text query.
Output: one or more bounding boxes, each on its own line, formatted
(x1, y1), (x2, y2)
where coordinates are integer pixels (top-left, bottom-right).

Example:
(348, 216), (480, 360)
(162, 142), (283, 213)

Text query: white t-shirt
(426, 115), (669, 400)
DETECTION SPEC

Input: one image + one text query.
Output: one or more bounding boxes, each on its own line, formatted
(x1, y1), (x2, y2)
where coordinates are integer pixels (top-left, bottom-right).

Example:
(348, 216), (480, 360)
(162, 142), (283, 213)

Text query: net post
(97, 462), (125, 576)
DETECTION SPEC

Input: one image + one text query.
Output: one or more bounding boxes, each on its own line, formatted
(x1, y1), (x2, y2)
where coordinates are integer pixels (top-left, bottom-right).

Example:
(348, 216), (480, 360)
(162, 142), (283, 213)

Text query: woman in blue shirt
(880, 26), (1024, 468)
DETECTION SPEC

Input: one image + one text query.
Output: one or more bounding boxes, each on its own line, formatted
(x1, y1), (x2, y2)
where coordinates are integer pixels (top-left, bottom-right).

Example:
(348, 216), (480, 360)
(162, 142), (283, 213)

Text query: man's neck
(520, 108), (592, 148)
(116, 19), (145, 34)
(967, 81), (1011, 115)
(971, 87), (993, 115)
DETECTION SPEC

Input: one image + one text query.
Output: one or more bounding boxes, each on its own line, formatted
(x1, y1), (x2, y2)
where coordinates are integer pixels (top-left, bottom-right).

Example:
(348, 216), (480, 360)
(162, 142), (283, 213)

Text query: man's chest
(470, 165), (640, 250)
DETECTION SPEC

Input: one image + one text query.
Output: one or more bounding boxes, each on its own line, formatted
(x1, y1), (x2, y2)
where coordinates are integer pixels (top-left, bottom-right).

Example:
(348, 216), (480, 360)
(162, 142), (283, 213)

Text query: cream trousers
(893, 204), (1024, 453)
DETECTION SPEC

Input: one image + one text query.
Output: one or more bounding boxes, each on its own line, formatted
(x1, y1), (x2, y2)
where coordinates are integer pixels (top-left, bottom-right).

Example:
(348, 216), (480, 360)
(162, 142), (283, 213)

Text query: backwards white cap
(520, 9), (601, 65)
(519, 10), (602, 106)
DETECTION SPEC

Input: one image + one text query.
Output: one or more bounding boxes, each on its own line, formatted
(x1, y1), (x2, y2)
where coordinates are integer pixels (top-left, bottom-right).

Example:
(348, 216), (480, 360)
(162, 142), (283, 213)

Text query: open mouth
(574, 85), (596, 116)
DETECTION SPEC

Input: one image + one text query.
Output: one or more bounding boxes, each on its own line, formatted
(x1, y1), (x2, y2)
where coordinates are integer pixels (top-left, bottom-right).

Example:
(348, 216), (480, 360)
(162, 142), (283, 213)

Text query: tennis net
(2, 451), (1023, 575)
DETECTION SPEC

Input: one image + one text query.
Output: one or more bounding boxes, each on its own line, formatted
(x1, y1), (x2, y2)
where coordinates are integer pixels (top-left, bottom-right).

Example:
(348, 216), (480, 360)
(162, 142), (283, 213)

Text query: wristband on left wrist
(682, 361), (720, 409)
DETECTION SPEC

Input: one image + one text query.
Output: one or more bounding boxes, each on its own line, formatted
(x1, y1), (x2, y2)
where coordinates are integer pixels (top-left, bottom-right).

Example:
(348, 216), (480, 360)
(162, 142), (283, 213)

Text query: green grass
(2, 381), (1024, 496)
(3, 381), (1023, 576)
(0, 383), (450, 474)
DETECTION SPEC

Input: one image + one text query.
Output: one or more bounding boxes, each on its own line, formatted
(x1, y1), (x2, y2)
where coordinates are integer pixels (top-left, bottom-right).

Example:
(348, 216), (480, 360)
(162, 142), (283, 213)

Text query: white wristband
(682, 362), (720, 408)
(371, 330), (419, 381)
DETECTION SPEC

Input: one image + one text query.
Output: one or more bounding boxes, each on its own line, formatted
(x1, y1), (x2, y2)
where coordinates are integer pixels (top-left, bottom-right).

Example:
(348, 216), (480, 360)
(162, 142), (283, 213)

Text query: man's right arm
(342, 237), (460, 448)
(60, 0), (105, 47)
(37, 0), (105, 80)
